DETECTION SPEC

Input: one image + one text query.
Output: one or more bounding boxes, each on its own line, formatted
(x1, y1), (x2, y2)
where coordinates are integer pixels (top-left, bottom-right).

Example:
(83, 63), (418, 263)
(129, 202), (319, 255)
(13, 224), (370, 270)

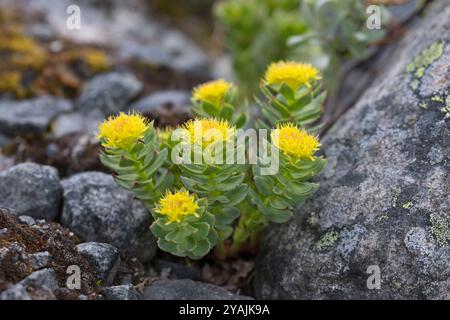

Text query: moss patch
(0, 208), (99, 296)
(0, 9), (110, 99)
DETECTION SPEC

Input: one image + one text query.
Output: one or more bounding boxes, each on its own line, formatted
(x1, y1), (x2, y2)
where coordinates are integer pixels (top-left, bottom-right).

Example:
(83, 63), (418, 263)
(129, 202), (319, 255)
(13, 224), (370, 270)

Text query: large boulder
(0, 163), (62, 221)
(255, 1), (450, 300)
(60, 172), (157, 262)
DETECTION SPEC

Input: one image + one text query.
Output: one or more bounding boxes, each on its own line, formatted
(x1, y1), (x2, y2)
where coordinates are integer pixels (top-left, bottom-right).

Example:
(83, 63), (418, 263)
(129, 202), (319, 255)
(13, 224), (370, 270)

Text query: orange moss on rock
(0, 9), (110, 99)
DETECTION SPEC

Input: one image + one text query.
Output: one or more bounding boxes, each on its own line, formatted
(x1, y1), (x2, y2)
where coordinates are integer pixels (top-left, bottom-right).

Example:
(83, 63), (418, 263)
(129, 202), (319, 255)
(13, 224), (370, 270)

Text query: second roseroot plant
(98, 60), (327, 259)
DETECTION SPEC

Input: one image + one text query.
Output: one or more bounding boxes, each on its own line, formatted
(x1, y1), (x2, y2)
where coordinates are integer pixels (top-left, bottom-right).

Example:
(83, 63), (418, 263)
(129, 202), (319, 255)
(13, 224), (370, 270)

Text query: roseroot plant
(256, 61), (326, 130)
(98, 60), (327, 260)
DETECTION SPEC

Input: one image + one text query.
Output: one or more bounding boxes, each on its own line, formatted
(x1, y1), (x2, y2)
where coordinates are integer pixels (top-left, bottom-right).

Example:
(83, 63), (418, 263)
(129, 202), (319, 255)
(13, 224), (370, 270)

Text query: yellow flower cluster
(264, 61), (320, 91)
(271, 123), (320, 160)
(97, 112), (149, 149)
(192, 79), (233, 104)
(156, 189), (199, 223)
(183, 118), (235, 147)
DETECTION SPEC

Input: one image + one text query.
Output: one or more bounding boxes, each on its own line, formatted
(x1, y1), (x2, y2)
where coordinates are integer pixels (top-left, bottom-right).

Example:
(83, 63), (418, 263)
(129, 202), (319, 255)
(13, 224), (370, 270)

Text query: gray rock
(0, 133), (10, 147)
(118, 34), (209, 75)
(76, 72), (142, 116)
(0, 242), (28, 266)
(30, 251), (51, 270)
(0, 284), (31, 300)
(0, 96), (72, 136)
(103, 284), (141, 300)
(128, 90), (192, 125)
(61, 172), (157, 262)
(18, 216), (36, 226)
(143, 279), (252, 300)
(129, 90), (190, 114)
(52, 111), (103, 137)
(0, 163), (62, 221)
(0, 154), (14, 173)
(154, 259), (201, 280)
(255, 0), (450, 300)
(20, 268), (59, 290)
(76, 242), (120, 286)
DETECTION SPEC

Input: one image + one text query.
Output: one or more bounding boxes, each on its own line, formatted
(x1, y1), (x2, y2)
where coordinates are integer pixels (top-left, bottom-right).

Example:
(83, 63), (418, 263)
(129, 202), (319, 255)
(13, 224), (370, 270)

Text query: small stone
(20, 268), (59, 291)
(0, 96), (72, 136)
(52, 111), (104, 137)
(103, 284), (141, 300)
(61, 172), (157, 262)
(30, 251), (52, 270)
(143, 279), (252, 300)
(18, 216), (36, 226)
(0, 284), (31, 300)
(76, 72), (142, 116)
(76, 242), (120, 286)
(0, 163), (62, 221)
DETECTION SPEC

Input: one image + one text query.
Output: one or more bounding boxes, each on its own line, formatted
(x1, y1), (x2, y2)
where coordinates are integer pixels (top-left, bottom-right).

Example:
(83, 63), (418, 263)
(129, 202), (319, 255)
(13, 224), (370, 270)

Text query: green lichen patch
(307, 213), (319, 227)
(316, 230), (339, 251)
(407, 41), (445, 92)
(419, 102), (428, 109)
(406, 41), (445, 75)
(431, 95), (444, 103)
(402, 201), (413, 209)
(391, 188), (401, 208)
(430, 214), (450, 246)
(377, 213), (389, 222)
(430, 92), (450, 119)
(441, 105), (450, 119)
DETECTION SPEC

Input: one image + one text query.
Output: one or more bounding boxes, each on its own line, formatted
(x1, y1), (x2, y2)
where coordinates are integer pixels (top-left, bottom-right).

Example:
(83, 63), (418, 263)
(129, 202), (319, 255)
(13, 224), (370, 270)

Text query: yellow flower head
(156, 189), (199, 223)
(192, 79), (233, 104)
(264, 61), (320, 91)
(183, 118), (235, 147)
(97, 112), (149, 149)
(271, 123), (320, 160)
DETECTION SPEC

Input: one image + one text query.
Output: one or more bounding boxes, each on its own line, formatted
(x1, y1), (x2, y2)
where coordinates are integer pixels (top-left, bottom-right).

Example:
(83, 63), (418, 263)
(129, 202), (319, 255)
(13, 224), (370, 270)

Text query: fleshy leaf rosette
(191, 79), (247, 128)
(250, 123), (326, 223)
(98, 112), (172, 208)
(150, 189), (218, 259)
(256, 61), (326, 130)
(178, 118), (248, 240)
